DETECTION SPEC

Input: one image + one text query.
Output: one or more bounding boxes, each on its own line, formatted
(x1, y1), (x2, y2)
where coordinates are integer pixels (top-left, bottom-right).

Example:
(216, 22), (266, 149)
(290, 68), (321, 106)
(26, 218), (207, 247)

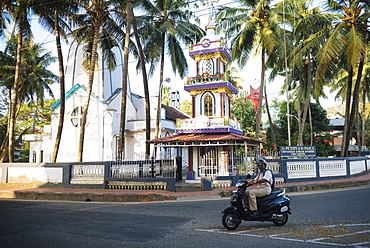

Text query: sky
(0, 0), (340, 118)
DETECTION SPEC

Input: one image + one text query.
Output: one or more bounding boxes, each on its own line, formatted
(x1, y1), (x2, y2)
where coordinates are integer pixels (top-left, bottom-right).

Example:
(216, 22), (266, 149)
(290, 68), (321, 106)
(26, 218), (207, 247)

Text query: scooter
(222, 178), (292, 230)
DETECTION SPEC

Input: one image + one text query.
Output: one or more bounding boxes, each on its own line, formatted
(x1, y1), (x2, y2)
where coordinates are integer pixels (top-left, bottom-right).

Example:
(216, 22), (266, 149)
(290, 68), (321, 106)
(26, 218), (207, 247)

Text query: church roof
(147, 132), (263, 147)
(51, 84), (104, 109)
(161, 104), (190, 121)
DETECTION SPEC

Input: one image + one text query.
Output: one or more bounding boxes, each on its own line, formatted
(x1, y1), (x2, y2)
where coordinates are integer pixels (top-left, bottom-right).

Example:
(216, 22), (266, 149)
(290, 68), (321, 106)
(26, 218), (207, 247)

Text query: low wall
(282, 156), (369, 183)
(0, 162), (177, 191)
(0, 156), (368, 190)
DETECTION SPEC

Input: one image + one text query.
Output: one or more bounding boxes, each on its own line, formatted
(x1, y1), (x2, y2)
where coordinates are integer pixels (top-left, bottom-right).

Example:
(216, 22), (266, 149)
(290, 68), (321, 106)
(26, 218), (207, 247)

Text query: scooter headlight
(280, 206), (289, 212)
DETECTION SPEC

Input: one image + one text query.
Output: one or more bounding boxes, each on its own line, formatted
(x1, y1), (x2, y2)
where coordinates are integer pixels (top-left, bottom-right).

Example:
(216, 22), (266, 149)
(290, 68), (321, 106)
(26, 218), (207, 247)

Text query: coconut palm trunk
(0, 131), (9, 162)
(129, 3), (151, 157)
(117, 0), (132, 159)
(340, 68), (353, 157)
(255, 48), (266, 140)
(297, 53), (312, 146)
(77, 22), (100, 162)
(52, 11), (66, 162)
(264, 84), (278, 152)
(154, 33), (166, 140)
(8, 12), (24, 162)
(342, 57), (364, 156)
(361, 78), (367, 148)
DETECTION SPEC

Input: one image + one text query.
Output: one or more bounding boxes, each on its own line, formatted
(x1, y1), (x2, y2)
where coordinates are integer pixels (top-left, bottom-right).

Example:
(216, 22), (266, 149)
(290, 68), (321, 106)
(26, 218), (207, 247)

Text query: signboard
(280, 146), (316, 159)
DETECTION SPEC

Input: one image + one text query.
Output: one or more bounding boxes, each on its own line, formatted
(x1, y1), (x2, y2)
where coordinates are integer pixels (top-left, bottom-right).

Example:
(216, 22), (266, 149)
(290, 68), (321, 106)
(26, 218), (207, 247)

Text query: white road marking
(352, 241), (370, 246)
(197, 223), (370, 247)
(323, 223), (370, 228)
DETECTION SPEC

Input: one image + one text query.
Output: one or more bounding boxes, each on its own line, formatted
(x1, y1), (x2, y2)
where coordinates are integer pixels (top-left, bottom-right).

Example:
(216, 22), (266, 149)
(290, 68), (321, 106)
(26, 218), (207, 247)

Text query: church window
(71, 106), (84, 127)
(204, 93), (213, 116)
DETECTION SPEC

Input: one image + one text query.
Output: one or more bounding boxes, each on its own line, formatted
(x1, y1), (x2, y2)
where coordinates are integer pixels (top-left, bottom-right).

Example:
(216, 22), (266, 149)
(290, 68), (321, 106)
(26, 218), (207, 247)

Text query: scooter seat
(257, 190), (282, 204)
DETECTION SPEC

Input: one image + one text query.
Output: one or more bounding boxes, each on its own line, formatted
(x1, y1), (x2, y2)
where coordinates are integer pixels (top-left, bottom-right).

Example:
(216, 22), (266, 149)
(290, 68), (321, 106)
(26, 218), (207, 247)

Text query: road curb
(0, 178), (369, 202)
(0, 190), (177, 202)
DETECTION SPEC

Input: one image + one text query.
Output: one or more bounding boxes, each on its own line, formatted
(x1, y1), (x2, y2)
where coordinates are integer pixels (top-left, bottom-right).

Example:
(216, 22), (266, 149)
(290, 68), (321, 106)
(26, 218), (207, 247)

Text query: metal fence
(71, 164), (105, 179)
(108, 153), (177, 179)
(199, 151), (282, 178)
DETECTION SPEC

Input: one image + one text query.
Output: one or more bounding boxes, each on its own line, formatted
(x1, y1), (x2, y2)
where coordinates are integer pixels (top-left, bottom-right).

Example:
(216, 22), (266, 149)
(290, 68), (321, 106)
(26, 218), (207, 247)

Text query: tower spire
(205, 0), (218, 29)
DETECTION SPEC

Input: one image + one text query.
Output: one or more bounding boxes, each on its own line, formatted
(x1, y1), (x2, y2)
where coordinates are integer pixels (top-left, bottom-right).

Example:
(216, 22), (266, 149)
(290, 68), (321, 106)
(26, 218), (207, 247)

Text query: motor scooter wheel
(272, 212), (288, 226)
(222, 212), (241, 230)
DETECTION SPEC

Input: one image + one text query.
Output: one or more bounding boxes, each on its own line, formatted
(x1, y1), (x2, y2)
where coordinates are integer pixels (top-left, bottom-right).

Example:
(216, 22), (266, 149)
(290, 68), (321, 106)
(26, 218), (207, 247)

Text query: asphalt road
(1, 186), (369, 248)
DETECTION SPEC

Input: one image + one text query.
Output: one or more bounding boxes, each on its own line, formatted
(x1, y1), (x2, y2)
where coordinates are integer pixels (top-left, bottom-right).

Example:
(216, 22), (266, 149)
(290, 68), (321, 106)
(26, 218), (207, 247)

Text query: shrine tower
(148, 1), (262, 180)
(175, 20), (241, 135)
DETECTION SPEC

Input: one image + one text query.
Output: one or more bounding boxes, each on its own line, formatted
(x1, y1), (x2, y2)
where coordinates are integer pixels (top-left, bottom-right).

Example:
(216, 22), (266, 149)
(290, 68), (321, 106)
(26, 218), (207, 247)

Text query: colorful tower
(175, 21), (241, 135)
(148, 3), (263, 180)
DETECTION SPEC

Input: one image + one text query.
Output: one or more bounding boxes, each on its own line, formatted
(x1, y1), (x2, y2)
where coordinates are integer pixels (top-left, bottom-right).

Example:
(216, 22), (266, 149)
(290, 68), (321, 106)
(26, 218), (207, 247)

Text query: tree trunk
(77, 22), (100, 162)
(264, 84), (277, 152)
(298, 53), (312, 146)
(0, 131), (9, 162)
(8, 12), (24, 162)
(297, 80), (302, 146)
(361, 78), (367, 149)
(130, 4), (151, 157)
(343, 57), (364, 156)
(309, 104), (313, 146)
(154, 33), (166, 140)
(52, 11), (66, 163)
(340, 68), (353, 157)
(255, 48), (266, 140)
(117, 0), (132, 159)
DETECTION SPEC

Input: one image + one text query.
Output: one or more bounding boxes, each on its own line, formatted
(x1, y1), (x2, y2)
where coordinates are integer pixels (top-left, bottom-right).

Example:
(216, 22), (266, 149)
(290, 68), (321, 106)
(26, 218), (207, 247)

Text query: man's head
(257, 158), (267, 171)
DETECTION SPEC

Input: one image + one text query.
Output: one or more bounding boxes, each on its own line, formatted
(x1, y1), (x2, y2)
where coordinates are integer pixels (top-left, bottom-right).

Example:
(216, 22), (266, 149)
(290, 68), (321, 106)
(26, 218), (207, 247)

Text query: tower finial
(205, 0), (218, 30)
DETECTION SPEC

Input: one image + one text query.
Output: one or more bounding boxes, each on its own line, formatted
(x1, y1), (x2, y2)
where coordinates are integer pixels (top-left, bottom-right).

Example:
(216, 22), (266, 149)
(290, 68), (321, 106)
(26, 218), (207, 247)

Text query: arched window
(204, 93), (213, 116)
(71, 106), (84, 127)
(201, 59), (213, 74)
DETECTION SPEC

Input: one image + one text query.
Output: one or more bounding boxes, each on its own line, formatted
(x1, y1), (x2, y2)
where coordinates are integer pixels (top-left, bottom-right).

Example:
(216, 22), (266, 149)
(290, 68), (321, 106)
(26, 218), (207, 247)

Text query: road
(0, 186), (369, 248)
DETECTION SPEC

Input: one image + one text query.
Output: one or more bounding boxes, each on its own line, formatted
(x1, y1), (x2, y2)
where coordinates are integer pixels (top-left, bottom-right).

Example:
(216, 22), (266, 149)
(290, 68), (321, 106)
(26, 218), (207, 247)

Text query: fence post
(151, 156), (155, 178)
(139, 161), (143, 178)
(315, 158), (320, 179)
(63, 164), (72, 186)
(176, 156), (182, 180)
(201, 177), (212, 191)
(104, 162), (110, 188)
(281, 159), (288, 183)
(345, 158), (350, 177)
(159, 159), (163, 176)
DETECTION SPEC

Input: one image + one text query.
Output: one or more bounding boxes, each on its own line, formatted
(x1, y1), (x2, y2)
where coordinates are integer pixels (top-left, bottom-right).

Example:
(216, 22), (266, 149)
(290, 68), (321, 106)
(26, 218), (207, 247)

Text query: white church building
(23, 42), (188, 163)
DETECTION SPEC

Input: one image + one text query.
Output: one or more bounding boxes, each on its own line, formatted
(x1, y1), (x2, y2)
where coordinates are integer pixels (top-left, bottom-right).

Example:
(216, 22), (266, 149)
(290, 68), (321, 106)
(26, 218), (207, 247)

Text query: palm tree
(129, 1), (152, 157)
(279, 0), (328, 146)
(117, 0), (132, 159)
(70, 0), (122, 162)
(115, 0), (155, 158)
(216, 0), (285, 142)
(315, 0), (368, 156)
(1, 0), (33, 162)
(33, 0), (78, 162)
(143, 0), (204, 140)
(360, 55), (369, 148)
(0, 36), (58, 162)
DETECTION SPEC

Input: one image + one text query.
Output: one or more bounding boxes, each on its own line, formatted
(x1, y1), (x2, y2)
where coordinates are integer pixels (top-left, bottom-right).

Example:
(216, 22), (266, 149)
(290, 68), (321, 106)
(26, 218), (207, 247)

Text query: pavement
(0, 172), (369, 202)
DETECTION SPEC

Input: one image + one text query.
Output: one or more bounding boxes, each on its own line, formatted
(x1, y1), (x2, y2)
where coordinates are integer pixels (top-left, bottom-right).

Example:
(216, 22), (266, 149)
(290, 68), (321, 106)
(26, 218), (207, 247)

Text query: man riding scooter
(245, 158), (273, 216)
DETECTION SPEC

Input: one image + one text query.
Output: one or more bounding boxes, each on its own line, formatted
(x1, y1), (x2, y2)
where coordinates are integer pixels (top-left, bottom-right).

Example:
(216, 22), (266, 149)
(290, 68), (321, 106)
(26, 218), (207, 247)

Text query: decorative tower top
(175, 0), (242, 135)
